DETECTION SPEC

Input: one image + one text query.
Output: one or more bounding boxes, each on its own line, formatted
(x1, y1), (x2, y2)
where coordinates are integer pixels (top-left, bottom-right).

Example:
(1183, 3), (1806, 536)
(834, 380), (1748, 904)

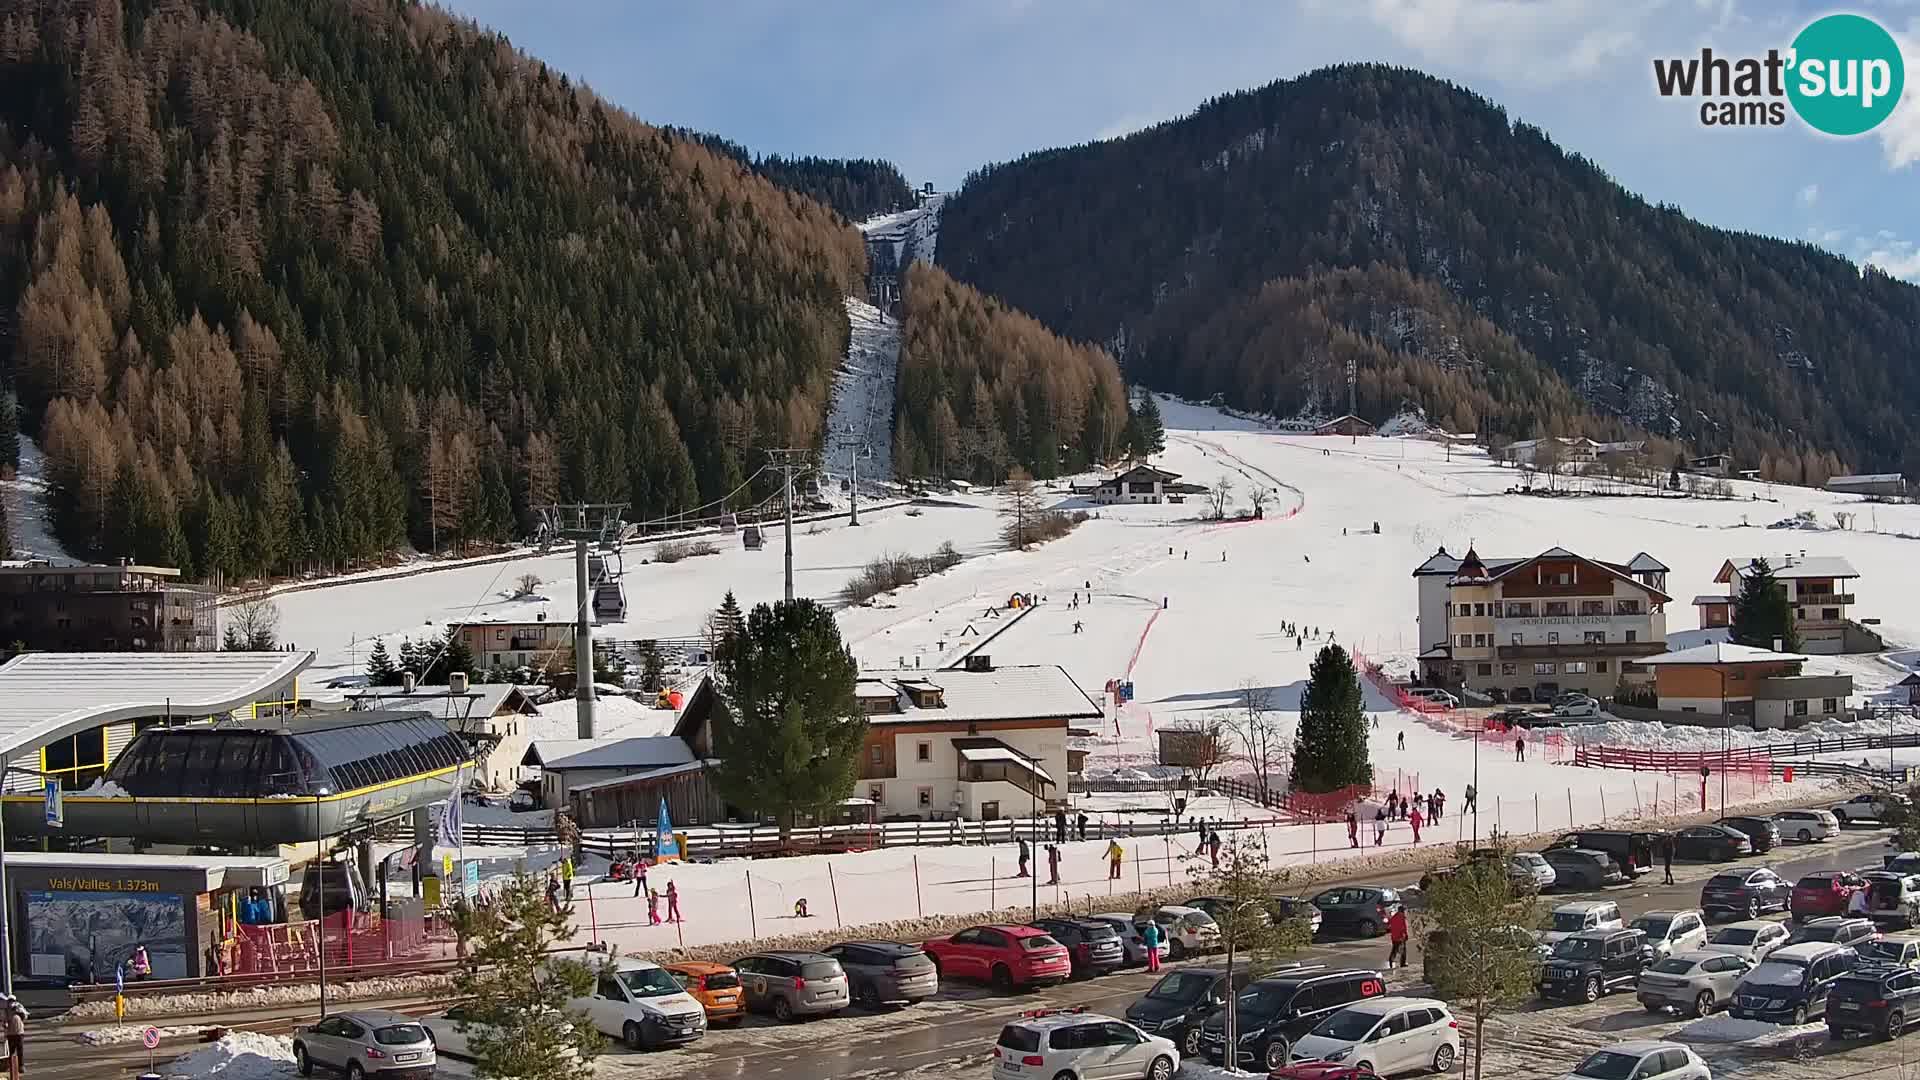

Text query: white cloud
(1303, 0), (1671, 87)
(1804, 224), (1920, 280)
(1876, 19), (1920, 168)
(1798, 183), (1819, 206)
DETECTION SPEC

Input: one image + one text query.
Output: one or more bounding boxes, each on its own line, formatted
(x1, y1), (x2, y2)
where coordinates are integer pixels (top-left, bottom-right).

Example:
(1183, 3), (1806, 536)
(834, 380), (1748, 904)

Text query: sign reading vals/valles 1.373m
(45, 876), (164, 893)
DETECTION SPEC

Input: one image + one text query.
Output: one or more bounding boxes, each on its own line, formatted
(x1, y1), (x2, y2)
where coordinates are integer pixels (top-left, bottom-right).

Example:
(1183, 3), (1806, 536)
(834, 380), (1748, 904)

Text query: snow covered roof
(858, 664), (1102, 725)
(1637, 643), (1809, 665)
(1479, 548), (1674, 603)
(522, 736), (697, 771)
(1691, 594), (1732, 607)
(0, 650), (312, 763)
(1412, 547), (1522, 577)
(854, 680), (898, 699)
(343, 683), (538, 722)
(1718, 556), (1860, 581)
(1828, 473), (1905, 486)
(954, 739), (1055, 782)
(565, 759), (709, 793)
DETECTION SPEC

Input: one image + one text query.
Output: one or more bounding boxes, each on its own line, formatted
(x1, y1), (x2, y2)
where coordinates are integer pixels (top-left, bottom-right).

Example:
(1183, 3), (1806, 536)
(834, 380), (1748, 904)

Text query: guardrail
(1571, 732), (1920, 772)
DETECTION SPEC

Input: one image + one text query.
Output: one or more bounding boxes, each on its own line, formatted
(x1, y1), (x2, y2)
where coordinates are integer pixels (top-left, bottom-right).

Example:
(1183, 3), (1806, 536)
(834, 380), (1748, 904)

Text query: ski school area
(275, 395), (1920, 955)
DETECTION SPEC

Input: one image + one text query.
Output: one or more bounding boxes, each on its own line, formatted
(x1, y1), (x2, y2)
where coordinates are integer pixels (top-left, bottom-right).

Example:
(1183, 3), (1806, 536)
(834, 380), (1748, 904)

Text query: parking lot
(543, 820), (1914, 1080)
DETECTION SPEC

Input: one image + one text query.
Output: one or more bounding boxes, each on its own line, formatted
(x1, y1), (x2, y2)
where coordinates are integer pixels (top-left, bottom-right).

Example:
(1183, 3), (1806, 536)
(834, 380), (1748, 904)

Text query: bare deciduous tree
(510, 572), (543, 599)
(221, 593), (281, 651)
(999, 466), (1045, 549)
(1248, 486), (1274, 518)
(1162, 712), (1234, 786)
(1206, 473), (1235, 520)
(1225, 680), (1290, 804)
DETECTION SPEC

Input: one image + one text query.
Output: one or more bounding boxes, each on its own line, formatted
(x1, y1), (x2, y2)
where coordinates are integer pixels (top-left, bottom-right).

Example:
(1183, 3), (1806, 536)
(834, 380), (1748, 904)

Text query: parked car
(1125, 966), (1253, 1057)
(1506, 852), (1558, 890)
(731, 951), (851, 1021)
(1288, 997), (1460, 1076)
(1558, 1042), (1709, 1080)
(508, 788), (537, 812)
(1545, 831), (1659, 877)
(1405, 688), (1459, 708)
(1833, 792), (1908, 824)
(1699, 868), (1791, 921)
(420, 1006), (577, 1064)
(1538, 928), (1651, 1004)
(1670, 825), (1752, 862)
(1540, 848), (1626, 890)
(1310, 887), (1403, 938)
(1636, 949), (1754, 1017)
(1090, 912), (1171, 967)
(293, 1011), (436, 1079)
(992, 1009), (1179, 1080)
(1788, 916), (1879, 950)
(1701, 920), (1792, 964)
(1185, 895), (1269, 928)
(1884, 852), (1920, 876)
(922, 925), (1071, 991)
(819, 940), (938, 1009)
(1268, 895), (1325, 936)
(1732, 941), (1861, 1024)
(1827, 962), (1920, 1039)
(1631, 910), (1710, 959)
(1861, 872), (1920, 929)
(563, 957), (708, 1050)
(1131, 905), (1222, 958)
(663, 961), (746, 1026)
(1774, 809), (1841, 842)
(1715, 816), (1780, 853)
(1792, 871), (1869, 920)
(1427, 925), (1544, 977)
(1031, 917), (1126, 978)
(1859, 931), (1920, 969)
(1539, 901), (1624, 953)
(1198, 967), (1387, 1071)
(1552, 696), (1601, 719)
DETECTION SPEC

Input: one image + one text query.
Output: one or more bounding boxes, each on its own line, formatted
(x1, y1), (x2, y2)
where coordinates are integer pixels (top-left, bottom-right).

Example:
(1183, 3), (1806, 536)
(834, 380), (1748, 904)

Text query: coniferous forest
(939, 63), (1920, 481)
(0, 0), (866, 580)
(891, 261), (1126, 483)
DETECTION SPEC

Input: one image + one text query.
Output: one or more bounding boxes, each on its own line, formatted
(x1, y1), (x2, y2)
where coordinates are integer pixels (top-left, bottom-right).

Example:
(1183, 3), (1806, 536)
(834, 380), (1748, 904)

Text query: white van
(567, 958), (708, 1051)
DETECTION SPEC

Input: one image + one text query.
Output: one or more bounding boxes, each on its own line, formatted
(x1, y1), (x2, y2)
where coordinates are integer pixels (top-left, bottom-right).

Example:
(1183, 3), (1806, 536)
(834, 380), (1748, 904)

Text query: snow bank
(80, 1022), (210, 1046)
(163, 1031), (299, 1078)
(65, 972), (452, 1022)
(1675, 1013), (1826, 1046)
(1176, 1063), (1263, 1079)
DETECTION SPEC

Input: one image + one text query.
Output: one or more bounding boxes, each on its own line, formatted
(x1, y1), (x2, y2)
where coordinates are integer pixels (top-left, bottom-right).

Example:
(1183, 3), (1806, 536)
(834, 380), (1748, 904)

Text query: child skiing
(666, 880), (682, 923)
(1373, 808), (1387, 846)
(647, 887), (662, 926)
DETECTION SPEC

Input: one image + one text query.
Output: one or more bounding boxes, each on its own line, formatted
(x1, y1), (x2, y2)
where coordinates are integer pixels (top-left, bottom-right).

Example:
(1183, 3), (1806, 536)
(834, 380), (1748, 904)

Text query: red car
(1270, 1063), (1379, 1080)
(922, 924), (1070, 991)
(1791, 871), (1867, 920)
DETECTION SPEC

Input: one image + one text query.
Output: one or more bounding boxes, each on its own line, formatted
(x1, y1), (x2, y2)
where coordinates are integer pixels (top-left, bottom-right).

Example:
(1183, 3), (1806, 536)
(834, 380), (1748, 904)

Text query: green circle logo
(1787, 13), (1905, 136)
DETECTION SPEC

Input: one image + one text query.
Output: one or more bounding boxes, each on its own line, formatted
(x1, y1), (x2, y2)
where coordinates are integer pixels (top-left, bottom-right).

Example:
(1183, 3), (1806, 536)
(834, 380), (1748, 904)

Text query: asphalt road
(39, 823), (1900, 1080)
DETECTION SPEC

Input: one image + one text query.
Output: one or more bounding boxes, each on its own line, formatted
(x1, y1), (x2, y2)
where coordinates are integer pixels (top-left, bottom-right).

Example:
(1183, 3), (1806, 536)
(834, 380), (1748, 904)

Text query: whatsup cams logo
(1653, 12), (1905, 135)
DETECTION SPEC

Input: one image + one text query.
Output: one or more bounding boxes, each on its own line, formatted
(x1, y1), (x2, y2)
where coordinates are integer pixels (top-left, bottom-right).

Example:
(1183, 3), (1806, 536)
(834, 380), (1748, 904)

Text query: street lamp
(1719, 667), (1727, 817)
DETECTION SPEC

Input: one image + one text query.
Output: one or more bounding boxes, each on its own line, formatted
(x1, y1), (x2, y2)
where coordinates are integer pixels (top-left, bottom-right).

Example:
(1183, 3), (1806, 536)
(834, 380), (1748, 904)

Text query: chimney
(536, 612), (546, 622)
(1773, 637), (1784, 653)
(965, 654), (993, 672)
(402, 671), (416, 693)
(449, 671), (469, 695)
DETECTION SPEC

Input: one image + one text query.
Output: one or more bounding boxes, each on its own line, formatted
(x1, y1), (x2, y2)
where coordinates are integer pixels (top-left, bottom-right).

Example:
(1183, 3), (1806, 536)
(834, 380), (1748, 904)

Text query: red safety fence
(224, 909), (457, 976)
(1351, 649), (1572, 762)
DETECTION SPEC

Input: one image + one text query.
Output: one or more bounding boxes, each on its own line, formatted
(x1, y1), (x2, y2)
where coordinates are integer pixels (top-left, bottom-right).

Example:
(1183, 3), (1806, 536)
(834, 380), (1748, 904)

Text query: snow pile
(1376, 409), (1433, 436)
(1675, 1013), (1826, 1046)
(162, 1031), (299, 1079)
(1573, 708), (1920, 752)
(79, 1022), (210, 1046)
(1176, 1062), (1263, 1079)
(77, 778), (131, 797)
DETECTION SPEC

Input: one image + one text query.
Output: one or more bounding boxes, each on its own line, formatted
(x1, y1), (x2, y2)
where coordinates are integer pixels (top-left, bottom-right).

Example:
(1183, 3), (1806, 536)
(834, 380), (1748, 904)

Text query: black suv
(1828, 963), (1920, 1039)
(1732, 941), (1860, 1024)
(1198, 967), (1386, 1071)
(1538, 928), (1650, 1003)
(1545, 830), (1661, 878)
(1029, 917), (1124, 978)
(1125, 966), (1254, 1057)
(1700, 867), (1792, 920)
(1716, 816), (1780, 853)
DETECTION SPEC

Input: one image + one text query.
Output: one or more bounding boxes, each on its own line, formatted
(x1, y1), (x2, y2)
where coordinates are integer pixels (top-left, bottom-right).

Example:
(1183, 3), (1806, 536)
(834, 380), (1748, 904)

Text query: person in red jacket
(1408, 804), (1424, 844)
(1387, 907), (1410, 969)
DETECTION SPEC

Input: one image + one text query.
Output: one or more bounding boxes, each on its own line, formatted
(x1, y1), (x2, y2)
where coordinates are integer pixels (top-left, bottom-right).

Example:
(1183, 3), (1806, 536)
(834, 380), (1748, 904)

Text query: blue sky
(443, 1), (1920, 277)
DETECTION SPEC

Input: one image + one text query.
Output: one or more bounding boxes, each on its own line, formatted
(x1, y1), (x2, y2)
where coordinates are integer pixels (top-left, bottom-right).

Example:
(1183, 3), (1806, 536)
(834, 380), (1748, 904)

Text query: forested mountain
(940, 63), (1920, 481)
(892, 261), (1125, 483)
(668, 130), (913, 222)
(0, 0), (867, 581)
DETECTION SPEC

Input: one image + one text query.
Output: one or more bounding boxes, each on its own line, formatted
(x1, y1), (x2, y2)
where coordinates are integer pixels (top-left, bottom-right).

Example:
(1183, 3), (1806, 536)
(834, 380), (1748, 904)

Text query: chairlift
(720, 512), (738, 535)
(742, 525), (765, 551)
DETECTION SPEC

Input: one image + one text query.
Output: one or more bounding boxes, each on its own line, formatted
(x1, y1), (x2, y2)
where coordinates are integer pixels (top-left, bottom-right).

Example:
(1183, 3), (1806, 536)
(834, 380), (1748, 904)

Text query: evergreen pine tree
(709, 598), (866, 847)
(0, 390), (19, 478)
(366, 638), (400, 685)
(1730, 557), (1800, 652)
(710, 590), (746, 654)
(637, 641), (665, 693)
(398, 638), (422, 677)
(1133, 392), (1166, 456)
(425, 626), (477, 683)
(1291, 644), (1373, 793)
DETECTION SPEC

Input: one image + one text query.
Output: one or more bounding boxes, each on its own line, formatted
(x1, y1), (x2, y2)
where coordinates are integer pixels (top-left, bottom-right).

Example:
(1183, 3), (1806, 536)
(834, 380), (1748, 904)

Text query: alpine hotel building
(1415, 546), (1670, 702)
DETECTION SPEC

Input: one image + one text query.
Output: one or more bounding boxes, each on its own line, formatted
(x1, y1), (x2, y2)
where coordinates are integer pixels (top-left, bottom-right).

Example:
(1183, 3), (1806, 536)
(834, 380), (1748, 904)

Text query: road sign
(463, 859), (480, 900)
(44, 779), (62, 828)
(142, 1026), (161, 1050)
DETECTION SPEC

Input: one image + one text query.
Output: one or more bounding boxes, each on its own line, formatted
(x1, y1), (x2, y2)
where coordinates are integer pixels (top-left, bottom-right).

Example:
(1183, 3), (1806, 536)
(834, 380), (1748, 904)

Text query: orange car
(665, 961), (746, 1025)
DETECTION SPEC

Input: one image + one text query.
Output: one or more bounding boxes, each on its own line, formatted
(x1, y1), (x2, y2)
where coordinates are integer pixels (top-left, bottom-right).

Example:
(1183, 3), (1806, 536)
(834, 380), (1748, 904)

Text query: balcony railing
(1497, 642), (1666, 660)
(1795, 593), (1855, 606)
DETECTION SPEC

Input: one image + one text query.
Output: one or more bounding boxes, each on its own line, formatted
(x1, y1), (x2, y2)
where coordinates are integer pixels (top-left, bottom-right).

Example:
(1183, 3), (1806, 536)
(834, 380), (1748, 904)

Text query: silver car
(1090, 913), (1170, 966)
(1511, 852), (1557, 890)
(294, 1010), (437, 1078)
(733, 951), (850, 1021)
(1636, 950), (1754, 1017)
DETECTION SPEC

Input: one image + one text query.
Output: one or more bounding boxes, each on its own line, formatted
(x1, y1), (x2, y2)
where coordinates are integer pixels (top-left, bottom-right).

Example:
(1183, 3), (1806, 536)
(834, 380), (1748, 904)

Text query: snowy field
(258, 395), (1920, 957)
